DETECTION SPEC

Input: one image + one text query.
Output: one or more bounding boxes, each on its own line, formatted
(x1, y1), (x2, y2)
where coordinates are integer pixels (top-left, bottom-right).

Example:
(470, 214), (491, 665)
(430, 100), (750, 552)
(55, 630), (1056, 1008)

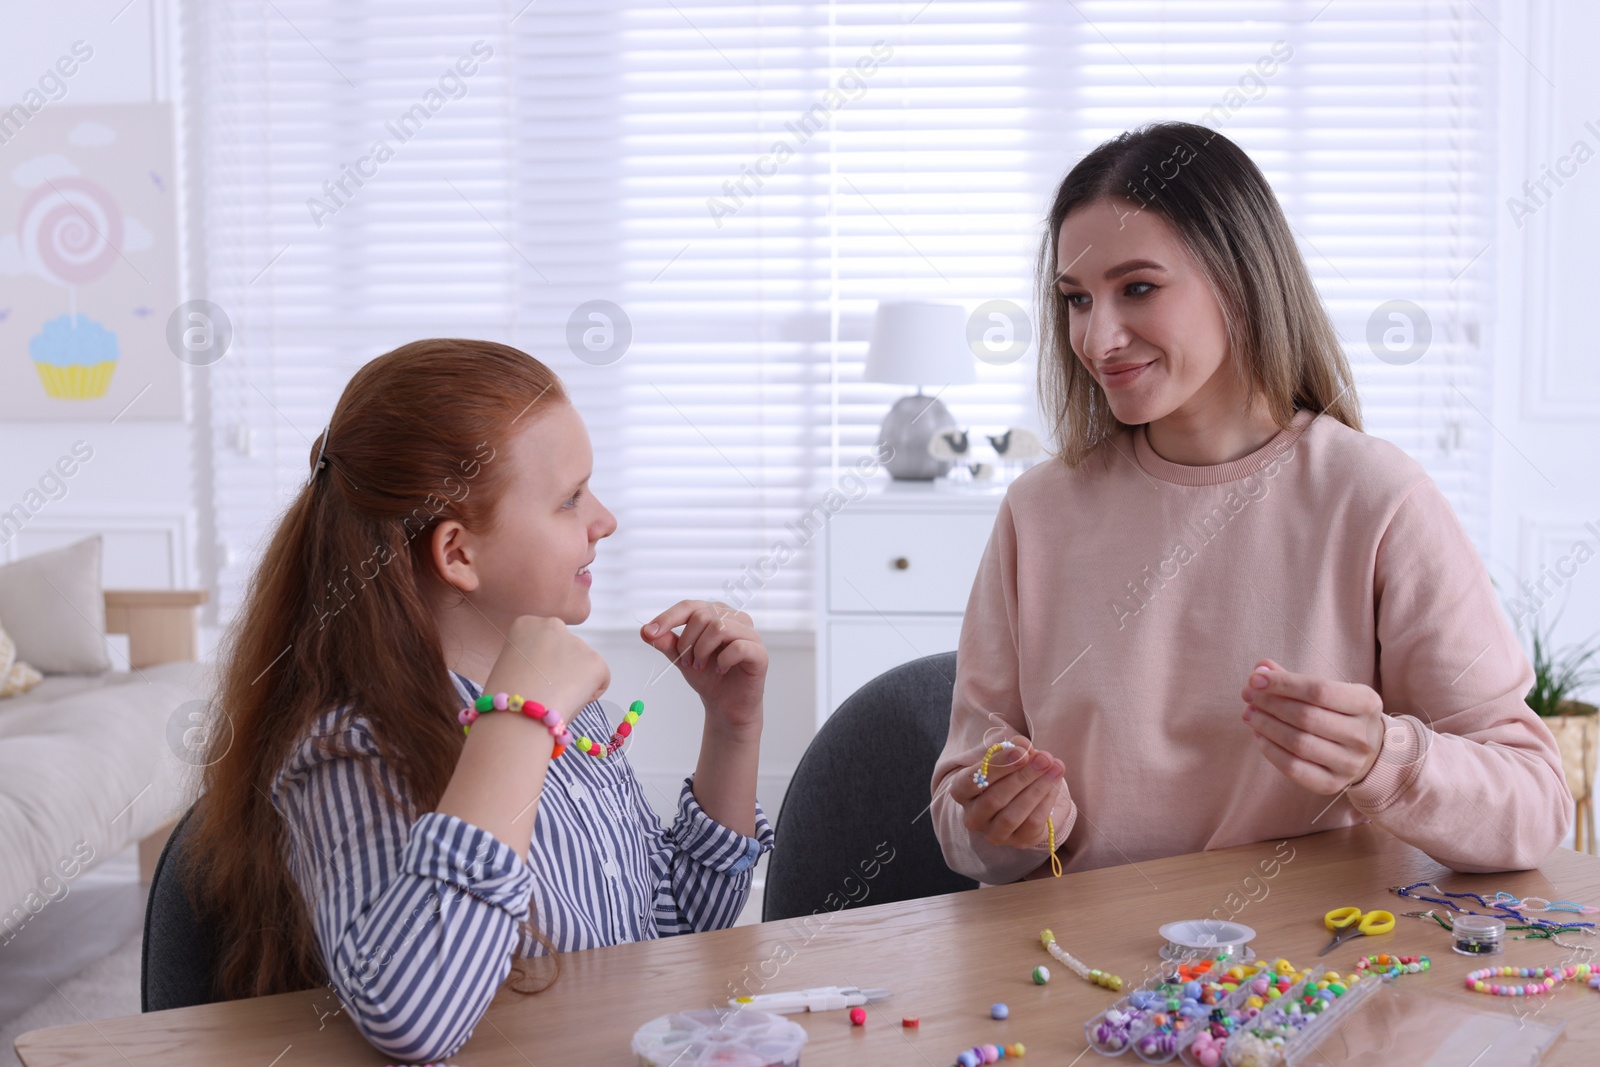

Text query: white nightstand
(814, 478), (1005, 728)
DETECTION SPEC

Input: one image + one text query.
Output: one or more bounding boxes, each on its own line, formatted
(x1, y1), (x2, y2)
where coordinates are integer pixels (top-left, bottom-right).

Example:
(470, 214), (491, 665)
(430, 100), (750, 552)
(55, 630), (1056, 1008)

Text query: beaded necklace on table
(1390, 882), (1597, 932)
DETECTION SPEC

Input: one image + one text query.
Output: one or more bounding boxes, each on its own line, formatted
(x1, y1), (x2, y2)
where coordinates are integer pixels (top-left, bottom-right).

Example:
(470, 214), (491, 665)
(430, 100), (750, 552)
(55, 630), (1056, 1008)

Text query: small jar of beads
(1451, 915), (1505, 957)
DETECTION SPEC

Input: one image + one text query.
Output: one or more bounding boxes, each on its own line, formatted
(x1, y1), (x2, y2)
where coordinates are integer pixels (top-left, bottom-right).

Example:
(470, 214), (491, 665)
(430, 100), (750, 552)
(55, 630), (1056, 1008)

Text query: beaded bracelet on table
(1464, 963), (1594, 996)
(1352, 953), (1429, 978)
(974, 742), (1063, 878)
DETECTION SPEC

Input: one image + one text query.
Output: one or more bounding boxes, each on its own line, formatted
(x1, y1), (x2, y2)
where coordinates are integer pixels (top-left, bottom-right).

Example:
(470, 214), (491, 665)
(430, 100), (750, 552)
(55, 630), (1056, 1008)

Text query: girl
(931, 122), (1570, 884)
(187, 339), (773, 1061)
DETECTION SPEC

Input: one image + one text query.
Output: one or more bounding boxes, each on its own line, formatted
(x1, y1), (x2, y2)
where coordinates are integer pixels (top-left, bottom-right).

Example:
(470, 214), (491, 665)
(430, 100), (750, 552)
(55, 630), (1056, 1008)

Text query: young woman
(931, 121), (1569, 884)
(187, 340), (772, 1061)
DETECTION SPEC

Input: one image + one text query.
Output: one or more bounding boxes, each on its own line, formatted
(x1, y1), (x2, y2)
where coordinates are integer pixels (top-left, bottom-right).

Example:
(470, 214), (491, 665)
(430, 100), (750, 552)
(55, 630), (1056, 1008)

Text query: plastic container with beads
(1085, 956), (1217, 1057)
(1080, 954), (1243, 1061)
(1222, 963), (1373, 1067)
(1175, 960), (1299, 1067)
(631, 1008), (808, 1067)
(1129, 958), (1270, 1064)
(1222, 966), (1330, 1067)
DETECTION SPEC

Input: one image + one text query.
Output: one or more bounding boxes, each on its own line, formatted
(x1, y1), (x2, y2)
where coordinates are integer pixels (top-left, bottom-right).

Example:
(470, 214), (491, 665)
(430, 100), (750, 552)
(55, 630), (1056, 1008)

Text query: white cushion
(0, 536), (111, 675)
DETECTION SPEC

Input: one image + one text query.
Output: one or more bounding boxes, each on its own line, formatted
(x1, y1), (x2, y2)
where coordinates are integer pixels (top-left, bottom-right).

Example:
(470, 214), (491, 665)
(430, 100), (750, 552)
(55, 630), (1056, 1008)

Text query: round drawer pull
(892, 556), (910, 571)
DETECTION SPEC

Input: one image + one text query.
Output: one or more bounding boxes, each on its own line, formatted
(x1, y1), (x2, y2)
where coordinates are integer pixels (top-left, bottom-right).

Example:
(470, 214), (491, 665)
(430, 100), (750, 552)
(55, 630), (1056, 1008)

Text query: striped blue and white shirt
(269, 670), (773, 1061)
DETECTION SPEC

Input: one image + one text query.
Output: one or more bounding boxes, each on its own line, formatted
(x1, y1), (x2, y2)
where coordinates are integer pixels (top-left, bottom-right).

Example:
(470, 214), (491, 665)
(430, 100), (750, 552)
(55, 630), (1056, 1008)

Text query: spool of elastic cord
(1157, 920), (1258, 963)
(1452, 914), (1506, 956)
(632, 1007), (808, 1067)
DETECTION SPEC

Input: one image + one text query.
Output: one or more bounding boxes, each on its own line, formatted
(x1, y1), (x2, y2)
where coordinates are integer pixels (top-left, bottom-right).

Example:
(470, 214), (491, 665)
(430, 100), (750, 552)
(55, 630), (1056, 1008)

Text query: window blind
(188, 0), (1493, 631)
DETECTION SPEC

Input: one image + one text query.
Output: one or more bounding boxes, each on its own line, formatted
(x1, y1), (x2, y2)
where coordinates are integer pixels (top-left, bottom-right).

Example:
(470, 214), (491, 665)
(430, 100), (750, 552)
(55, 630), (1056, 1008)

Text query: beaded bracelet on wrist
(458, 693), (645, 760)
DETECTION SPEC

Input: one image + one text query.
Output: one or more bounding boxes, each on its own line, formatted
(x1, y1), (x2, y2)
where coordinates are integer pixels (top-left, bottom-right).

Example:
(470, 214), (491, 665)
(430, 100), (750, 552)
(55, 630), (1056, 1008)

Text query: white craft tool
(728, 985), (891, 1014)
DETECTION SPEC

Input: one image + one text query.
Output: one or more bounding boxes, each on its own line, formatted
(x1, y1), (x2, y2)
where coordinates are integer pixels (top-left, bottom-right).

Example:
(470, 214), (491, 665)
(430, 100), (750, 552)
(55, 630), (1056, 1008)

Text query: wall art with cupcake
(0, 103), (180, 419)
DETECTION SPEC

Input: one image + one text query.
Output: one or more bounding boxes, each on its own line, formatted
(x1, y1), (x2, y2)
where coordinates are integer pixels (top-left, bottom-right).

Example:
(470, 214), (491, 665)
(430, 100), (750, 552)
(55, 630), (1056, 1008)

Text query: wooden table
(18, 824), (1600, 1065)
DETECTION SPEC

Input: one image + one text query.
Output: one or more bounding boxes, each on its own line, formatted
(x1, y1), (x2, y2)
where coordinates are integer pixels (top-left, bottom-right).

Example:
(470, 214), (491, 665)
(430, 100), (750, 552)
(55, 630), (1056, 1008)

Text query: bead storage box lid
(631, 1008), (808, 1067)
(1281, 979), (1564, 1067)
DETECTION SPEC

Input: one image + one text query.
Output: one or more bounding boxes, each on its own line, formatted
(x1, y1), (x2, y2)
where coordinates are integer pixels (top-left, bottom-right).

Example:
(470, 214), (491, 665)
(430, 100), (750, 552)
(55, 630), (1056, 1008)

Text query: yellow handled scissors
(1319, 906), (1395, 956)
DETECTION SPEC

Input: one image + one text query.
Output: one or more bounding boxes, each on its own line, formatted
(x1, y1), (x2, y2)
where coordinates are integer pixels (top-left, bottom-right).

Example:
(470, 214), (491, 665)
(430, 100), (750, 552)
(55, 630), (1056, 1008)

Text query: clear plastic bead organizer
(1082, 952), (1268, 1063)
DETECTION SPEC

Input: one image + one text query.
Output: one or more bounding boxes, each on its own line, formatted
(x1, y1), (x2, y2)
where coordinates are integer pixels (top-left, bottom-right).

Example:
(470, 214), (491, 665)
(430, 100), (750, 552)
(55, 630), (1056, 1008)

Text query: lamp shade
(864, 301), (977, 387)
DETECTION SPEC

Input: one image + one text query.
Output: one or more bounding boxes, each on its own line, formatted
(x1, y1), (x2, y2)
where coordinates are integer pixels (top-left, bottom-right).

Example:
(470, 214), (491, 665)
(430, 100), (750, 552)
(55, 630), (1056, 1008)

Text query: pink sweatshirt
(931, 408), (1572, 884)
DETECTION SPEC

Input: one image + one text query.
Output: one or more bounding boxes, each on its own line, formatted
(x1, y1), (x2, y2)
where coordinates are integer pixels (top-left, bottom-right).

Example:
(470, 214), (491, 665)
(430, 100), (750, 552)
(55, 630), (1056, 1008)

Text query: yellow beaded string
(1040, 928), (1122, 990)
(975, 742), (1063, 878)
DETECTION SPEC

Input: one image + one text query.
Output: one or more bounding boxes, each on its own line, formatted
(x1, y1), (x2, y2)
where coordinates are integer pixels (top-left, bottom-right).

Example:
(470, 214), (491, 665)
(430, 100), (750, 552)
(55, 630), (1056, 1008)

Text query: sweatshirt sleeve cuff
(399, 812), (535, 920)
(1346, 713), (1431, 814)
(937, 793), (1077, 886)
(670, 776), (775, 875)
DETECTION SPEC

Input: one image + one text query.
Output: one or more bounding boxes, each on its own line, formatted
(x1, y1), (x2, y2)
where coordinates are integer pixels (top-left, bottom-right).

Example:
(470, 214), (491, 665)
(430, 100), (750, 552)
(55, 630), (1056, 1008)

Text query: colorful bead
(1031, 965), (1050, 984)
(849, 1006), (866, 1026)
(492, 691), (508, 710)
(973, 742), (1014, 790)
(990, 1002), (1009, 1019)
(902, 1016), (919, 1028)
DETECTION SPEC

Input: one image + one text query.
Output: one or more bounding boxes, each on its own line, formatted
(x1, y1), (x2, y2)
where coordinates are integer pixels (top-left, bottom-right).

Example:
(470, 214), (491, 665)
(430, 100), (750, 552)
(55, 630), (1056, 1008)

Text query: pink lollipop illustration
(17, 177), (125, 287)
(18, 177), (127, 399)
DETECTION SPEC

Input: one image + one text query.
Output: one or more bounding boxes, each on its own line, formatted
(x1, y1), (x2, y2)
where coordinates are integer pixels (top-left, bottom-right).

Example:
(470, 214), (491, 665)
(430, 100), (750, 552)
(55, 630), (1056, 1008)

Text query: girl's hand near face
(495, 614), (610, 713)
(640, 601), (767, 735)
(440, 616), (609, 862)
(1240, 658), (1386, 794)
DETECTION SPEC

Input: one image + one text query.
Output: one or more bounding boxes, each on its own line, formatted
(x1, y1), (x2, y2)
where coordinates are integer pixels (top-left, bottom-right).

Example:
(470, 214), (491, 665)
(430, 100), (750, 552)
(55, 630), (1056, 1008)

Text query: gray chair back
(762, 651), (978, 921)
(141, 803), (219, 1011)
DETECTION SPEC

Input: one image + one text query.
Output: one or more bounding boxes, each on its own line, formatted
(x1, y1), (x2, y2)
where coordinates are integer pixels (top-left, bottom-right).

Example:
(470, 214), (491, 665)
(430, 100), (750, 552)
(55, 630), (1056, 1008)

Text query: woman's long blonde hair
(1036, 121), (1361, 468)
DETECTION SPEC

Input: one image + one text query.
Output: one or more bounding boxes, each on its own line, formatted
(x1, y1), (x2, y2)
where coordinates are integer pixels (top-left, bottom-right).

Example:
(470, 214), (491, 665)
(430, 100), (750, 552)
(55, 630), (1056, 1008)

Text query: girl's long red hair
(187, 339), (567, 999)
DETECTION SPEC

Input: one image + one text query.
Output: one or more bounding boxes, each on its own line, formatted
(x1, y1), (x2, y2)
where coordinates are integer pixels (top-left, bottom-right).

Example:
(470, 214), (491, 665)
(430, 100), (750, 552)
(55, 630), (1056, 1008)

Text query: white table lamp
(864, 301), (976, 480)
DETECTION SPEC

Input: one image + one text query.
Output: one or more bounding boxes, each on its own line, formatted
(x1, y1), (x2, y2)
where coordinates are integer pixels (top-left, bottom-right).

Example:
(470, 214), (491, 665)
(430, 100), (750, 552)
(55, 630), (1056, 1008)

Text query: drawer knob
(892, 556), (910, 571)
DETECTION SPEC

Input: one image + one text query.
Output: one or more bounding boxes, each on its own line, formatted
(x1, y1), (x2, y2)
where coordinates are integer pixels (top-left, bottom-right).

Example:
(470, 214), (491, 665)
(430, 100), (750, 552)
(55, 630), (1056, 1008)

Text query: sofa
(0, 536), (213, 941)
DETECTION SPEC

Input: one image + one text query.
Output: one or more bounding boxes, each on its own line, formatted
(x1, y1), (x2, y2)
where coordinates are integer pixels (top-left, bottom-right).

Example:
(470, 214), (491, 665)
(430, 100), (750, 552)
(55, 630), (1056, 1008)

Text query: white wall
(0, 1), (196, 596)
(1490, 1), (1600, 675)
